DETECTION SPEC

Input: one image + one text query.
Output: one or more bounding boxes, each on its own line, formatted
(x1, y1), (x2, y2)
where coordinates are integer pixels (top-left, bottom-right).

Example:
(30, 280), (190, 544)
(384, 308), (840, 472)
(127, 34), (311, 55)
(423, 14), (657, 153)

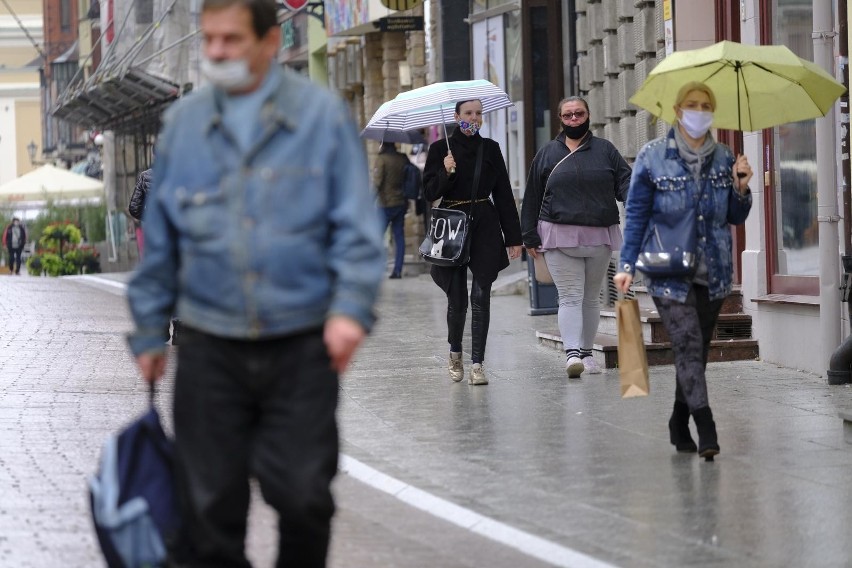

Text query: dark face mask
(562, 119), (590, 140)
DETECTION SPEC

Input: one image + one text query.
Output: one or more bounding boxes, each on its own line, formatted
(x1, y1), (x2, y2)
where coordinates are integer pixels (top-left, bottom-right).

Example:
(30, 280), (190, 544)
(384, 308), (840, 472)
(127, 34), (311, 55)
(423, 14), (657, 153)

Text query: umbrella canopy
(0, 164), (104, 205)
(360, 128), (426, 145)
(360, 101), (428, 145)
(364, 79), (514, 135)
(630, 40), (846, 131)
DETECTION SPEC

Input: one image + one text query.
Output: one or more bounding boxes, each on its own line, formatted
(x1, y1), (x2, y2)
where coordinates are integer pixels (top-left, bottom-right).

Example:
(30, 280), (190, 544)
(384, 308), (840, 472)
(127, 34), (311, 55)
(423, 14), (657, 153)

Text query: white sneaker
(582, 356), (602, 374)
(566, 356), (584, 378)
(448, 352), (464, 382)
(469, 363), (488, 385)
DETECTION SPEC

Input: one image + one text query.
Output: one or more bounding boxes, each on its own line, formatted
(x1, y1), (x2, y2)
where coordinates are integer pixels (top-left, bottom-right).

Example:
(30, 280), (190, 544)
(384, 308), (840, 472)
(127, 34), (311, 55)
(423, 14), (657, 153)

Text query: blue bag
(401, 162), (422, 200)
(89, 393), (184, 568)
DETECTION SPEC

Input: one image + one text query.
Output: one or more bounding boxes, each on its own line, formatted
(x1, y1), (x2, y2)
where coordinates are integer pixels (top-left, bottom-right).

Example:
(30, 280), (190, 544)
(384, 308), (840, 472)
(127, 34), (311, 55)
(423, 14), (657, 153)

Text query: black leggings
(446, 268), (491, 363)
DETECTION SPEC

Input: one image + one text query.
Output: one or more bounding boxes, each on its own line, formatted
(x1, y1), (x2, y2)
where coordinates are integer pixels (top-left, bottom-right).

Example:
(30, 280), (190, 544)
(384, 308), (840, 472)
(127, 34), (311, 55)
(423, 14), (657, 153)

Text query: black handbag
(635, 207), (698, 278)
(419, 143), (484, 267)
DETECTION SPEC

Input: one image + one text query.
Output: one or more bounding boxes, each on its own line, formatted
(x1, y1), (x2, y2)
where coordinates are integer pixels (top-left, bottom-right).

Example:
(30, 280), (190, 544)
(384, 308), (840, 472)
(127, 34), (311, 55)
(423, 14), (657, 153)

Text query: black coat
(128, 169), (152, 221)
(423, 129), (522, 291)
(520, 133), (631, 249)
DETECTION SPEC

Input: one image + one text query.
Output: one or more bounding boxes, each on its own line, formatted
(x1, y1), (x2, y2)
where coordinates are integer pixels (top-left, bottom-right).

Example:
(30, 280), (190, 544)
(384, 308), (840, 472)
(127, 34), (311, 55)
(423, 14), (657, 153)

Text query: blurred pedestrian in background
(613, 82), (753, 460)
(374, 141), (410, 279)
(4, 217), (27, 275)
(126, 0), (384, 565)
(422, 98), (522, 386)
(521, 96), (631, 379)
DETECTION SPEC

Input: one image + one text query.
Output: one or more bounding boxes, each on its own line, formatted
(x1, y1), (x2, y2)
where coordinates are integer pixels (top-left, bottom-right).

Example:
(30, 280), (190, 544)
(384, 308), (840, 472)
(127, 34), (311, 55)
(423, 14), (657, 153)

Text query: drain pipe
(814, 0), (842, 380)
(828, 0), (851, 385)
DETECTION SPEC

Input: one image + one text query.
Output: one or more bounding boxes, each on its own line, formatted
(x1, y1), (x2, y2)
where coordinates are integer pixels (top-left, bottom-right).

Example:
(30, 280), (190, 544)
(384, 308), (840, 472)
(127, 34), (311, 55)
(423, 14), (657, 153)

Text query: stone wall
(576, 0), (667, 161)
(357, 11), (428, 276)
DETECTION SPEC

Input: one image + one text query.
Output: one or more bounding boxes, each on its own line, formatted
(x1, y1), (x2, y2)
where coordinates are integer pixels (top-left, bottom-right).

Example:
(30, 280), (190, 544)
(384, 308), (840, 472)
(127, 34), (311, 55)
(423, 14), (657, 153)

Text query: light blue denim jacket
(127, 65), (384, 355)
(618, 128), (752, 303)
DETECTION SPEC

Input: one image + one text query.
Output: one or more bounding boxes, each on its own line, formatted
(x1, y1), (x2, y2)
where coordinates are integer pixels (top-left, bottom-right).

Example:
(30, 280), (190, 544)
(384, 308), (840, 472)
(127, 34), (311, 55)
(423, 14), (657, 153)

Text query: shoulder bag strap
(469, 142), (485, 221)
(538, 137), (588, 220)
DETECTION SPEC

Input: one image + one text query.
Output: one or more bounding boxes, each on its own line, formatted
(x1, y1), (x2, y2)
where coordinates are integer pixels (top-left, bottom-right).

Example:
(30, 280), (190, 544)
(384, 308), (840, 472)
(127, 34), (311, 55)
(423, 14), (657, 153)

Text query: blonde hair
(674, 82), (716, 110)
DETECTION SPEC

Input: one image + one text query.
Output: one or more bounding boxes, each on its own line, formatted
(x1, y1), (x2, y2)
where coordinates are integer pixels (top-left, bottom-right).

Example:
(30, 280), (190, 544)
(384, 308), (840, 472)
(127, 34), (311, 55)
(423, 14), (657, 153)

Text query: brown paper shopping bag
(616, 299), (650, 398)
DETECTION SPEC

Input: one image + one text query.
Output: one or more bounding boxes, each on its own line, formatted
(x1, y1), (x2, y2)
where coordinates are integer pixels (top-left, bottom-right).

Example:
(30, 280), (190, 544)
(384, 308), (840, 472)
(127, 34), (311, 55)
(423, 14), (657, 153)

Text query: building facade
(0, 0), (43, 184)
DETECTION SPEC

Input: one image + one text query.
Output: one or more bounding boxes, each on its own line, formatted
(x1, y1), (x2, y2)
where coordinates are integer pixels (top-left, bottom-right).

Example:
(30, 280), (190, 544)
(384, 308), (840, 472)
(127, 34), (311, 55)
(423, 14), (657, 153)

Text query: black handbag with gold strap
(419, 143), (484, 267)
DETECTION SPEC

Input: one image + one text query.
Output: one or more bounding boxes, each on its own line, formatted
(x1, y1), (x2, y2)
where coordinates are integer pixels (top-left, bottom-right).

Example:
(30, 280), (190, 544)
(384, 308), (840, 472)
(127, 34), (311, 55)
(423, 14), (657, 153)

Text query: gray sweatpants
(544, 245), (612, 353)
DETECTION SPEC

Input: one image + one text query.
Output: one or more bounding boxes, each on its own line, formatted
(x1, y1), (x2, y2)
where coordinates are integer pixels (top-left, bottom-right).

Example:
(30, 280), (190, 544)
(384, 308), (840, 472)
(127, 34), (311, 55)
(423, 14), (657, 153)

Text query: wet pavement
(2, 270), (852, 567)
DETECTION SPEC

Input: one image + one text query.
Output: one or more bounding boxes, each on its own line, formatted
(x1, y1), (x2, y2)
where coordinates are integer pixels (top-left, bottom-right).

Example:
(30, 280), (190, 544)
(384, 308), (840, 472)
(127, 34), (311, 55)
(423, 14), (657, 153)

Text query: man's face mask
(201, 58), (256, 92)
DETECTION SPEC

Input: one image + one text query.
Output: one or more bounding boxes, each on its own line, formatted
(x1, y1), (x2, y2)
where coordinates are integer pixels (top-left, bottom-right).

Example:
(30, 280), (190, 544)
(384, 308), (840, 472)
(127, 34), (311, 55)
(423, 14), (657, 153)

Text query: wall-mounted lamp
(27, 140), (37, 164)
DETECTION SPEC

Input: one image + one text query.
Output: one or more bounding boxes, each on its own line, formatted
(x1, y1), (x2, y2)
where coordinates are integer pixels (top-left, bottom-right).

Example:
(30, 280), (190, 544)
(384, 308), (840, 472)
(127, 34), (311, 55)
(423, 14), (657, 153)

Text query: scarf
(672, 125), (716, 286)
(673, 125), (716, 185)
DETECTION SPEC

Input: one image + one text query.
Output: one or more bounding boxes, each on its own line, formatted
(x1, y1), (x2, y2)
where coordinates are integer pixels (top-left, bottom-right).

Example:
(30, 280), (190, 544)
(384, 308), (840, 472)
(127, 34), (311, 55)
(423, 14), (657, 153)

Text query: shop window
(761, 0), (824, 294)
(472, 0), (516, 14)
(61, 0), (72, 31)
(773, 2), (817, 277)
(137, 0), (154, 24)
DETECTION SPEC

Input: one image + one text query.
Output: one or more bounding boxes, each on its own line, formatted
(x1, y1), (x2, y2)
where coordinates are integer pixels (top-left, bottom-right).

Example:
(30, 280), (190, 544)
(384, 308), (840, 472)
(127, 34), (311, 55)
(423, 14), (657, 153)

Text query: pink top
(537, 219), (623, 251)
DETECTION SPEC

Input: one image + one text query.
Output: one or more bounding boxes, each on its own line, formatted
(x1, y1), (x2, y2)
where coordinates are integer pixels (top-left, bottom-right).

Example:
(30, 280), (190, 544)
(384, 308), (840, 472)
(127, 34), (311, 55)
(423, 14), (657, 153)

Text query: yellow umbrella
(630, 40), (846, 131)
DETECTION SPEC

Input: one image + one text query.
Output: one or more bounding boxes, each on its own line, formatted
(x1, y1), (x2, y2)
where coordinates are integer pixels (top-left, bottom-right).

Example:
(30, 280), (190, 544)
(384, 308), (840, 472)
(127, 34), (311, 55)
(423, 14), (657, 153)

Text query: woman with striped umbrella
(422, 98), (522, 386)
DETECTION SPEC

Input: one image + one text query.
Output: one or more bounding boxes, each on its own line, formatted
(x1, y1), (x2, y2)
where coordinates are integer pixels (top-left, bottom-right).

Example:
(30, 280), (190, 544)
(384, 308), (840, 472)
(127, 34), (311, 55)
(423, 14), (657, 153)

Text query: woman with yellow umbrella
(613, 82), (753, 461)
(614, 40), (844, 461)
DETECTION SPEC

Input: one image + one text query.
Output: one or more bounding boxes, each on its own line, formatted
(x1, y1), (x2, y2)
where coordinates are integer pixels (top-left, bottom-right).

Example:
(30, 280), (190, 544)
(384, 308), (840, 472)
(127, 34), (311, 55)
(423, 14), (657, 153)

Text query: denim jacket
(618, 128), (752, 303)
(127, 65), (384, 356)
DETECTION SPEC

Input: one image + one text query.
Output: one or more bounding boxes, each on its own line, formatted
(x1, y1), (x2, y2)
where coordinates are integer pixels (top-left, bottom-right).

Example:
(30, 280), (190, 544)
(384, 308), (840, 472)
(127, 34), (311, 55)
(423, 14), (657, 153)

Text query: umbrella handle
(442, 107), (455, 174)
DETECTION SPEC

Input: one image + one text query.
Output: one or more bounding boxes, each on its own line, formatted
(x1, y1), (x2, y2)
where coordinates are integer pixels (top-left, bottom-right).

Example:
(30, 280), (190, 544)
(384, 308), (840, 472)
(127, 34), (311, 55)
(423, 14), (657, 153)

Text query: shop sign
(376, 16), (424, 32)
(280, 0), (309, 10)
(282, 19), (297, 49)
(379, 0), (424, 9)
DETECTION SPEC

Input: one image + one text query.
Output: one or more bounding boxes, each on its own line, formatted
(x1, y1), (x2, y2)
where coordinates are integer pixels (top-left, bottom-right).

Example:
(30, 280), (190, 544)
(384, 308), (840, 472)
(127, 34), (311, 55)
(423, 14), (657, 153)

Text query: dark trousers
(382, 205), (407, 276)
(652, 285), (724, 411)
(446, 268), (492, 363)
(7, 246), (22, 274)
(174, 327), (339, 568)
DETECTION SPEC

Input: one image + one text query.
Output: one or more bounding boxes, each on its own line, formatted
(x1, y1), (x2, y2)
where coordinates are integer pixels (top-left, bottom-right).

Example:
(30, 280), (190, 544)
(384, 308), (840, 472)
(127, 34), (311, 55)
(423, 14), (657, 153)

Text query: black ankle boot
(669, 401), (697, 453)
(692, 406), (720, 461)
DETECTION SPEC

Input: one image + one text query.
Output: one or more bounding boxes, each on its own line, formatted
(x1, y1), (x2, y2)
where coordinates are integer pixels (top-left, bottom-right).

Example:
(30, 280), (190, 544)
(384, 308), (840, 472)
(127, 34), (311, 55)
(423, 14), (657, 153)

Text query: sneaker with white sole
(448, 352), (464, 382)
(566, 356), (584, 378)
(582, 355), (602, 374)
(469, 363), (488, 385)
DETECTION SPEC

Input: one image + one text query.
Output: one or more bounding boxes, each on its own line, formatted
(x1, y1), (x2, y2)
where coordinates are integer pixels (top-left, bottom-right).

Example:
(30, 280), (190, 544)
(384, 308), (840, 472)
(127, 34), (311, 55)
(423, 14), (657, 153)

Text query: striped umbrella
(363, 79), (514, 151)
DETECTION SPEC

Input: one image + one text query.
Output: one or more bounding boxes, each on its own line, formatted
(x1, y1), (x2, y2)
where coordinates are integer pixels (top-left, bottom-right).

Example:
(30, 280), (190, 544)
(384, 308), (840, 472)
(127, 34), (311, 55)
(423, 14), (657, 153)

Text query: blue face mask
(458, 119), (481, 137)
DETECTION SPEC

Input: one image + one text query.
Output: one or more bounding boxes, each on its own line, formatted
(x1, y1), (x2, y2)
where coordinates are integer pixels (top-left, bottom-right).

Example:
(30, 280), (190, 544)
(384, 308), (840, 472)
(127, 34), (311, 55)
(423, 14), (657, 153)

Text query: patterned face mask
(457, 119), (481, 136)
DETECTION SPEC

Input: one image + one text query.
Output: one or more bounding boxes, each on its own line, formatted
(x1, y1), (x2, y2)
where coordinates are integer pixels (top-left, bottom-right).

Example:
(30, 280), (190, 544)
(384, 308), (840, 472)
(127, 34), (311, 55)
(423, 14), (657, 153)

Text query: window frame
(758, 0), (819, 295)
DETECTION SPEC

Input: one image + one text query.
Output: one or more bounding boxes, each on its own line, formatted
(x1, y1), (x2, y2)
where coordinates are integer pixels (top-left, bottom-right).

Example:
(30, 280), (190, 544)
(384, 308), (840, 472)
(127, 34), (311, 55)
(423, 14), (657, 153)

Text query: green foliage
(28, 220), (101, 276)
(39, 222), (82, 250)
(5, 202), (107, 277)
(38, 253), (77, 277)
(64, 246), (101, 274)
(25, 200), (107, 245)
(26, 254), (42, 275)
